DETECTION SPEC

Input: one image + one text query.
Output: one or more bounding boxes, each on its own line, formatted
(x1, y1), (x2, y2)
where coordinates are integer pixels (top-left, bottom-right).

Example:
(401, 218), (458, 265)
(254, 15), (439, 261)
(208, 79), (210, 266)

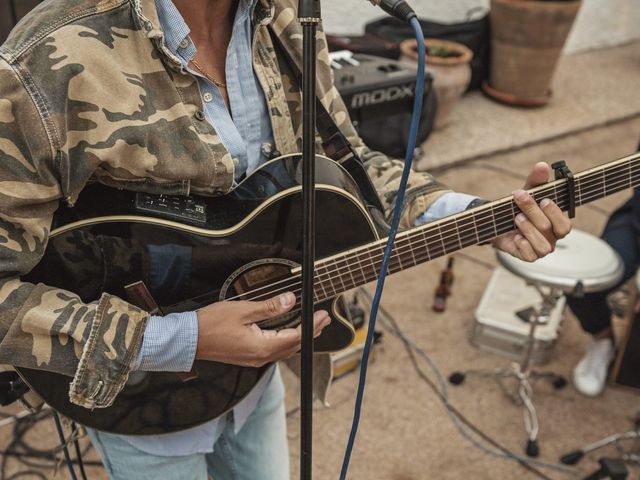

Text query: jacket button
(195, 110), (205, 121)
(203, 92), (213, 103)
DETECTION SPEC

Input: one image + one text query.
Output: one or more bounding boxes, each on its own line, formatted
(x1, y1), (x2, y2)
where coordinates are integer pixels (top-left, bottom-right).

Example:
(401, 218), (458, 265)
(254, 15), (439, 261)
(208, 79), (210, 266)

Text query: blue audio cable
(340, 12), (425, 479)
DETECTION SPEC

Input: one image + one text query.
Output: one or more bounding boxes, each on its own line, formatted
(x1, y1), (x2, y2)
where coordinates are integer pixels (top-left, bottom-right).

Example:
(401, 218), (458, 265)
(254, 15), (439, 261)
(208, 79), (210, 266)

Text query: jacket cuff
(400, 187), (451, 229)
(69, 293), (149, 409)
(414, 192), (479, 225)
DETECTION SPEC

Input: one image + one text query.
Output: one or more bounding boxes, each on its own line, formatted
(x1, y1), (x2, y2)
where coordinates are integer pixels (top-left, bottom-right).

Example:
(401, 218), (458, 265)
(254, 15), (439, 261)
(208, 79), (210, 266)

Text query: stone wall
(322, 0), (640, 54)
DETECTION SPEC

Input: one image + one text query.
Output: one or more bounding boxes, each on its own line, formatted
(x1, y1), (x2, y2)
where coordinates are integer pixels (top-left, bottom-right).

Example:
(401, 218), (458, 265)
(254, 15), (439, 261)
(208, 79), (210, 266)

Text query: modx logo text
(350, 85), (414, 108)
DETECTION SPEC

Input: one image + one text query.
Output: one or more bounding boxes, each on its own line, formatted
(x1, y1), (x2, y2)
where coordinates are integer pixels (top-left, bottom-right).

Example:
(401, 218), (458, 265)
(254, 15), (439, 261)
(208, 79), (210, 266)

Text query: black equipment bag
(331, 53), (437, 159)
(364, 9), (490, 91)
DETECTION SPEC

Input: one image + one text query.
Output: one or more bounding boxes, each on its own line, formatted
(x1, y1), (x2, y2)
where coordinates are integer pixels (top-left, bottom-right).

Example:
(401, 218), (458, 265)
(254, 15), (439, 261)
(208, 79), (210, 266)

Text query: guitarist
(0, 0), (571, 478)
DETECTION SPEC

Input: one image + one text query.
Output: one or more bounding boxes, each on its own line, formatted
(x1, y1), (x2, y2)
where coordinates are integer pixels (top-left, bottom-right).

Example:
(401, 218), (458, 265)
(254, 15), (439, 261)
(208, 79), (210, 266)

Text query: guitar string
(220, 162), (638, 307)
(228, 177), (611, 310)
(229, 168), (630, 306)
(250, 158), (634, 301)
(243, 182), (635, 314)
(235, 157), (635, 306)
(220, 195), (551, 304)
(223, 165), (638, 309)
(298, 168), (633, 300)
(255, 192), (615, 322)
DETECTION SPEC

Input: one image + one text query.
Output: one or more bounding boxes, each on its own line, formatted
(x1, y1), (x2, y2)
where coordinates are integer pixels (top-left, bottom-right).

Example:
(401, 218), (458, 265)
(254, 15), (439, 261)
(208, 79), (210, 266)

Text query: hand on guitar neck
(195, 292), (331, 367)
(493, 162), (573, 261)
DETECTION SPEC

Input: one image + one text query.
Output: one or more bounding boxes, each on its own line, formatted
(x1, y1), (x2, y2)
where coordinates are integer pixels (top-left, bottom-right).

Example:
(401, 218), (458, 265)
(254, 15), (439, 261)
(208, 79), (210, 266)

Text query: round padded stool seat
(497, 229), (624, 294)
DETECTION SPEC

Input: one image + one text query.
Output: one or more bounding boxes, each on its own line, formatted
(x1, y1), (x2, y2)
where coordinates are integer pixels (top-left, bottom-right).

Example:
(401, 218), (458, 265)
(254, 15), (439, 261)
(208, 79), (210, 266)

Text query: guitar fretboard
(243, 152), (640, 305)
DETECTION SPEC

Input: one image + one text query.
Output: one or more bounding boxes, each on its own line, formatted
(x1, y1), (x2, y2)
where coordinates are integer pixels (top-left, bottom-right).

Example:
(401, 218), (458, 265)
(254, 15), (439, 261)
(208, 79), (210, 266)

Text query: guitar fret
(356, 251), (368, 287)
(369, 249), (378, 281)
(408, 235), (418, 267)
(336, 260), (348, 292)
(420, 228), (431, 263)
(490, 205), (499, 237)
(346, 260), (357, 291)
(471, 211), (481, 244)
(317, 266), (329, 301)
(434, 223), (444, 256)
(304, 153), (640, 300)
(454, 218), (463, 250)
(395, 248), (406, 273)
(576, 176), (582, 206)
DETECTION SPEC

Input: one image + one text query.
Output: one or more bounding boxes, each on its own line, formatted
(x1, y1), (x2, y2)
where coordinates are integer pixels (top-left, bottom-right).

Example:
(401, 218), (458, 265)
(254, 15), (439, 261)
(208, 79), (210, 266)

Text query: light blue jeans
(87, 370), (289, 480)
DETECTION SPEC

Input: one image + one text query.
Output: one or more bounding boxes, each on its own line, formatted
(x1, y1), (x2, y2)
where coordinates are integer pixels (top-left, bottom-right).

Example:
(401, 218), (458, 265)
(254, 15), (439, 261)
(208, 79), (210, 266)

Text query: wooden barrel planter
(400, 38), (473, 129)
(483, 0), (582, 107)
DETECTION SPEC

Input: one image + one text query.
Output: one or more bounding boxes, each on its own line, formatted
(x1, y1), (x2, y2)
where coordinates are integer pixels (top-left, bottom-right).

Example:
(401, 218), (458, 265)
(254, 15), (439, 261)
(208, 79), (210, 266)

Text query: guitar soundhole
(222, 259), (300, 331)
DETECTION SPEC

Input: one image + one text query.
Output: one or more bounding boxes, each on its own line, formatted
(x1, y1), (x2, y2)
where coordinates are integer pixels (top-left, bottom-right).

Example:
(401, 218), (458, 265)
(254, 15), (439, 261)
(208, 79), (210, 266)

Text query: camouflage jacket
(0, 0), (449, 409)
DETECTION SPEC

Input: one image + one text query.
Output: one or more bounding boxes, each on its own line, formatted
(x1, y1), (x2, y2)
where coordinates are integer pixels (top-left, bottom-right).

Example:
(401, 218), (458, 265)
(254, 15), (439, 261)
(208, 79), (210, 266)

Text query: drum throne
(449, 230), (624, 457)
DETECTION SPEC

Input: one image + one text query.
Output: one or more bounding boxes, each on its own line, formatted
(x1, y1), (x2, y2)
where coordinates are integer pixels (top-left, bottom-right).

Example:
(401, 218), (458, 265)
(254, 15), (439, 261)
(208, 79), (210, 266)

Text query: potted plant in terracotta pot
(400, 38), (473, 129)
(483, 0), (582, 107)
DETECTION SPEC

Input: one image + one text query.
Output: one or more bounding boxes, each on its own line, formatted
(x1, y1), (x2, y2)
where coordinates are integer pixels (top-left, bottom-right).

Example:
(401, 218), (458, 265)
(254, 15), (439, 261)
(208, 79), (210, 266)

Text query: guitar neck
(307, 152), (640, 301)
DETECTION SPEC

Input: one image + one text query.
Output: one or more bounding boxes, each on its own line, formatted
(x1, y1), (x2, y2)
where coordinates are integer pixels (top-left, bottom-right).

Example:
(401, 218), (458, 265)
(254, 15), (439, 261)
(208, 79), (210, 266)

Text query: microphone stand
(298, 1), (321, 479)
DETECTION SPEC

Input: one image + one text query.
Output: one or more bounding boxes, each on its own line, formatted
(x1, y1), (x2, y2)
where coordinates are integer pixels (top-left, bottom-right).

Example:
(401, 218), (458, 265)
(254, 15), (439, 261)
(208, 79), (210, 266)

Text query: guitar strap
(268, 27), (386, 217)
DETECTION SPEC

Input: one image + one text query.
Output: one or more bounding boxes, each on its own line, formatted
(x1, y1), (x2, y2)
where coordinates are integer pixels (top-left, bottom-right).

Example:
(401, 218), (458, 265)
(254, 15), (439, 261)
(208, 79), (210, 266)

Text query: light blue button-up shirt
(125, 0), (477, 458)
(121, 0), (276, 456)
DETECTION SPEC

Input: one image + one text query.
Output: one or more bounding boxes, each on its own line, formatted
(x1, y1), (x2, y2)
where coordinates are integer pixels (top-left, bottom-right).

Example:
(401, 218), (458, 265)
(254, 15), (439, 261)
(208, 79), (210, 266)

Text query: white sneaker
(573, 337), (615, 396)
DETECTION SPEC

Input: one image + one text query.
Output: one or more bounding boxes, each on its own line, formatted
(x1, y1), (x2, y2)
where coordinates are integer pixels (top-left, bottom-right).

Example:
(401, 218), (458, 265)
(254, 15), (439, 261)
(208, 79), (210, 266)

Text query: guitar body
(18, 154), (380, 435)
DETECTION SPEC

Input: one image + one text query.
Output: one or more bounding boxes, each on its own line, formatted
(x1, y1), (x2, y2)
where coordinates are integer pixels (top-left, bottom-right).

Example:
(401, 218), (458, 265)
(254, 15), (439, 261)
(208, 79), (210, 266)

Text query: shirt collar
(155, 0), (192, 55)
(155, 0), (261, 58)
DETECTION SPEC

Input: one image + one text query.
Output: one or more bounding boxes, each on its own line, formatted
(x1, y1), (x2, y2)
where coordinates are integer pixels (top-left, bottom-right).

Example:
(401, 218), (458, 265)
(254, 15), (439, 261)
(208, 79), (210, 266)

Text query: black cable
(356, 289), (580, 479)
(53, 411), (78, 480)
(0, 408), (100, 478)
(6, 471), (48, 480)
(391, 322), (555, 480)
(1, 410), (54, 478)
(71, 422), (88, 480)
(0, 450), (101, 466)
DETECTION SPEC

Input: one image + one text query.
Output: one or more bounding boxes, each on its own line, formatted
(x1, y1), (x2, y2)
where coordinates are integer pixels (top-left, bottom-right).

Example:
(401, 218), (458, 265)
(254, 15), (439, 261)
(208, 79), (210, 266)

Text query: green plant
(426, 44), (462, 58)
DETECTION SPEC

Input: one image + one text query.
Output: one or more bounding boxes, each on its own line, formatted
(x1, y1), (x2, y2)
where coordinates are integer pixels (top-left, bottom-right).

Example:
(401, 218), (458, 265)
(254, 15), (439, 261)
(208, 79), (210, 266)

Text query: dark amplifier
(331, 51), (437, 158)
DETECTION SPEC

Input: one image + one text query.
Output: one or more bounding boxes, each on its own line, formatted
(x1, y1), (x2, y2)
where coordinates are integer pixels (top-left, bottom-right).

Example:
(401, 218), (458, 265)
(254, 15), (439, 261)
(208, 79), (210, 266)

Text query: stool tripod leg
(561, 431), (640, 465)
(448, 367), (513, 386)
(518, 374), (540, 457)
(529, 371), (568, 390)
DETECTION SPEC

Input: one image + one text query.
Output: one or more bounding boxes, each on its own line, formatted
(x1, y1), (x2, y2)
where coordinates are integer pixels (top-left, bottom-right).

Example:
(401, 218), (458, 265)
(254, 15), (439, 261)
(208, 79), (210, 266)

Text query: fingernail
(516, 213), (526, 224)
(540, 198), (551, 208)
(514, 233), (523, 242)
(512, 189), (526, 201)
(323, 316), (331, 326)
(280, 293), (294, 307)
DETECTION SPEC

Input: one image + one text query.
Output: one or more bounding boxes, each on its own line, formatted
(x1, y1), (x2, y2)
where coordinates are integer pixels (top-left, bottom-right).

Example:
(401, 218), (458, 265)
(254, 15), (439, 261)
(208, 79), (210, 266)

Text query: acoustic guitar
(16, 152), (640, 434)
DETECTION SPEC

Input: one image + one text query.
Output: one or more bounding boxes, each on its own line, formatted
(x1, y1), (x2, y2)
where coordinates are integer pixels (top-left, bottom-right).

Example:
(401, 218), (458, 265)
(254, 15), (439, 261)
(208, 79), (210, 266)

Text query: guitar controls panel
(135, 193), (207, 225)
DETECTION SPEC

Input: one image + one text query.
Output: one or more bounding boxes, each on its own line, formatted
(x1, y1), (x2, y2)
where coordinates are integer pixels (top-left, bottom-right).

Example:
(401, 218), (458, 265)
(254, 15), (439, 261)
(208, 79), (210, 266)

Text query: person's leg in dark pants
(566, 199), (640, 395)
